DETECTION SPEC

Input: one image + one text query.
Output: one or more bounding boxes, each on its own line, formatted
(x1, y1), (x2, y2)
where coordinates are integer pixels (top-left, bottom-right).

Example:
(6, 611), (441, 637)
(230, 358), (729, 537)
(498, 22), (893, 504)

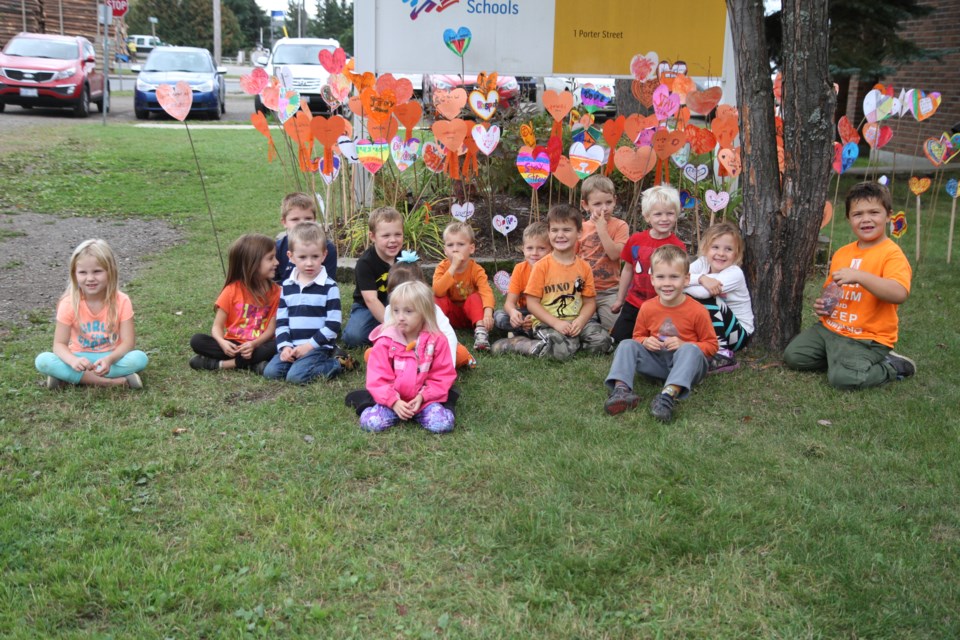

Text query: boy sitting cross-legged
(493, 221), (550, 338)
(492, 204), (613, 360)
(783, 181), (915, 388)
(604, 245), (718, 422)
(432, 221), (496, 351)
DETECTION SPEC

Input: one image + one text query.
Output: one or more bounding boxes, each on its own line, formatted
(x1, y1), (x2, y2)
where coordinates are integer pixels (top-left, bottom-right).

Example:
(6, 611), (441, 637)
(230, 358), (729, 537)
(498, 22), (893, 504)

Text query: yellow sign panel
(552, 0), (727, 76)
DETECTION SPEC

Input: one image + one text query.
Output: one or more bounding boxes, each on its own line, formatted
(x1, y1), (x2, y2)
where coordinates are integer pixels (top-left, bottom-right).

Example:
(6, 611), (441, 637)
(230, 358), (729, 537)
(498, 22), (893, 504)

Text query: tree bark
(727, 0), (835, 351)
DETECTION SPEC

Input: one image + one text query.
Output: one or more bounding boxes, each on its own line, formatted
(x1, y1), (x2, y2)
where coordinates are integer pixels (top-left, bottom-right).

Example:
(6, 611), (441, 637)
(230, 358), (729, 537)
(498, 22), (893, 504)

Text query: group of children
(35, 179), (915, 430)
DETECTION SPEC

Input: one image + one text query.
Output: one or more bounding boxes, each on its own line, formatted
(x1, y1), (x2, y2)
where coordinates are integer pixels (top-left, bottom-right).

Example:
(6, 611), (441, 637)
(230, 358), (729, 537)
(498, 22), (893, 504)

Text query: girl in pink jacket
(360, 281), (457, 433)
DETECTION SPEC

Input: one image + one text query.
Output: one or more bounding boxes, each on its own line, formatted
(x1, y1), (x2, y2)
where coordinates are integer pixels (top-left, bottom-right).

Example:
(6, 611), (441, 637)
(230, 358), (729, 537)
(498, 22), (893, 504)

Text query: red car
(0, 32), (107, 117)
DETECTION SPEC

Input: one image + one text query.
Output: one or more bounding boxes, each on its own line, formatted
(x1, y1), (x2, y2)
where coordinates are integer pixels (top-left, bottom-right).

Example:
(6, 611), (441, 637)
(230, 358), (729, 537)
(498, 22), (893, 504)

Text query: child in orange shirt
(432, 221), (495, 351)
(578, 175), (629, 331)
(493, 221), (549, 337)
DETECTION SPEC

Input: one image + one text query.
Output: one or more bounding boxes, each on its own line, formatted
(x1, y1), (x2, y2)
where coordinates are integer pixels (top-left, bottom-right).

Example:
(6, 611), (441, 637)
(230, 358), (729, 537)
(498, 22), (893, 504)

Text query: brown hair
(368, 206), (403, 233)
(650, 244), (689, 271)
(387, 261), (427, 294)
(844, 181), (893, 217)
(443, 221), (476, 243)
(224, 234), (278, 306)
(281, 192), (317, 220)
(580, 174), (616, 204)
(522, 221), (549, 242)
(546, 203), (583, 231)
(699, 221), (744, 266)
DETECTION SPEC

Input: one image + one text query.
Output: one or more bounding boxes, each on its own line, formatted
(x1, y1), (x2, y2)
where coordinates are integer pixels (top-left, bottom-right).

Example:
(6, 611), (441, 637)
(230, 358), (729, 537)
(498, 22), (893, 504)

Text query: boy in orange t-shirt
(784, 182), (914, 389)
(433, 221), (496, 351)
(494, 221), (550, 337)
(578, 175), (629, 331)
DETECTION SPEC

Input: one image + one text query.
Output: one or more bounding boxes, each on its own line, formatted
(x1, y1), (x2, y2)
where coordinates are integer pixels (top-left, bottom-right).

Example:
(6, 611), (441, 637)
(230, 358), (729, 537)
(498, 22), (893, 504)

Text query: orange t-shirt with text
(524, 253), (596, 322)
(56, 292), (134, 353)
(215, 281), (281, 343)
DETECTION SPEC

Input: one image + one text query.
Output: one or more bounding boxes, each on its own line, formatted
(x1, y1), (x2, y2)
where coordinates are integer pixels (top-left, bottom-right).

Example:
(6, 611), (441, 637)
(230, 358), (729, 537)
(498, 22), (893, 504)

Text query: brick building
(1, 0), (112, 60)
(843, 0), (960, 157)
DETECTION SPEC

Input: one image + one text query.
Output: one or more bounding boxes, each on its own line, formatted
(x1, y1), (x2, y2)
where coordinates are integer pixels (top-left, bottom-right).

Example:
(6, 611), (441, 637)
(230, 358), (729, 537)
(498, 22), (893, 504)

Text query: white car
(254, 37), (339, 115)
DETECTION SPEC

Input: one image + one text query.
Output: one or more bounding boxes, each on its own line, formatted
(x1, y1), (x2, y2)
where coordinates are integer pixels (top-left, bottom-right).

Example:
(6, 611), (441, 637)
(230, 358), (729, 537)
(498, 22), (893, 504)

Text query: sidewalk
(846, 150), (960, 175)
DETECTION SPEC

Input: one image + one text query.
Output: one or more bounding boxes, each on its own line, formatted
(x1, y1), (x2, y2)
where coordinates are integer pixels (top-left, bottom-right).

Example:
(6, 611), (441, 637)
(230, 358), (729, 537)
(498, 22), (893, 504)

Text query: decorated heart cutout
(432, 118), (469, 153)
(422, 141), (446, 173)
(601, 116), (625, 149)
(631, 78), (658, 108)
(443, 26), (472, 57)
(685, 125), (717, 154)
(671, 143), (691, 168)
(946, 178), (958, 198)
(672, 75), (696, 102)
(717, 147), (742, 177)
(389, 136), (420, 172)
(360, 87), (396, 124)
(623, 113), (656, 144)
(367, 117), (399, 144)
(274, 66), (293, 89)
(830, 141), (858, 174)
(516, 146), (550, 190)
(336, 134), (358, 163)
(704, 190), (730, 213)
(240, 67), (269, 95)
(652, 84), (680, 121)
(475, 71), (498, 94)
(318, 47), (346, 74)
(519, 122), (537, 147)
(317, 155), (341, 185)
(493, 270), (511, 295)
(908, 176), (931, 196)
(311, 115), (347, 148)
(393, 101), (423, 137)
(683, 163), (709, 182)
(890, 211), (908, 238)
(924, 138), (947, 167)
(821, 201), (833, 230)
(912, 89), (941, 122)
(472, 123), (501, 156)
(468, 89), (499, 121)
(837, 115), (860, 145)
(356, 139), (390, 175)
(569, 141), (604, 179)
(686, 86), (722, 115)
(652, 129), (685, 160)
(493, 214), (518, 236)
(320, 84), (343, 110)
(553, 156), (581, 188)
(946, 133), (960, 163)
(277, 89), (301, 123)
(630, 51), (659, 81)
(862, 122), (893, 150)
(680, 191), (698, 210)
(433, 88), (467, 120)
(712, 114), (739, 149)
(451, 202), (475, 222)
(614, 146), (657, 182)
(864, 88), (894, 123)
(156, 82), (193, 121)
(542, 90), (574, 122)
(579, 85), (611, 114)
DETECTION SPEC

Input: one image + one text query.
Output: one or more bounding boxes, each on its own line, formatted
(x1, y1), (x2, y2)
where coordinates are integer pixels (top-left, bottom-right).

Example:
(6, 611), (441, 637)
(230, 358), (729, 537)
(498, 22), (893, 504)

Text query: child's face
(582, 190), (616, 220)
(370, 220), (404, 261)
(282, 206), (316, 231)
(259, 249), (279, 281)
(444, 232), (475, 264)
(643, 204), (678, 239)
(75, 255), (108, 299)
(548, 219), (580, 253)
(650, 260), (689, 306)
(706, 233), (738, 273)
(522, 235), (550, 266)
(288, 241), (327, 281)
(391, 299), (424, 338)
(847, 197), (891, 248)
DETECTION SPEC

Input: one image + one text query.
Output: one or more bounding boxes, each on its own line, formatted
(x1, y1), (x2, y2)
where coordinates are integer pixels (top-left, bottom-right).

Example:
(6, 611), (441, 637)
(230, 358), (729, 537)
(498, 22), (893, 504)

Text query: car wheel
(254, 96), (266, 115)
(210, 101), (221, 120)
(135, 108), (149, 120)
(0, 101), (5, 113)
(73, 85), (90, 118)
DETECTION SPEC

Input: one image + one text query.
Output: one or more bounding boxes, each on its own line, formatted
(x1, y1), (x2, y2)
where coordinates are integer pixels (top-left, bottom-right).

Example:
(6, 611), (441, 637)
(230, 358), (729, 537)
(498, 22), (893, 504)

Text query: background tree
(727, 0), (836, 351)
(126, 0), (182, 41)
(127, 0), (242, 51)
(223, 0), (268, 48)
(312, 0), (353, 53)
(284, 0), (310, 38)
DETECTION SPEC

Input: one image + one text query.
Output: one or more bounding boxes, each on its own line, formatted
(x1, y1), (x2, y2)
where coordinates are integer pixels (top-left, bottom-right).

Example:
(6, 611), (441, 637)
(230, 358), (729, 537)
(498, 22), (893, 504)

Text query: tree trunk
(727, 0), (835, 351)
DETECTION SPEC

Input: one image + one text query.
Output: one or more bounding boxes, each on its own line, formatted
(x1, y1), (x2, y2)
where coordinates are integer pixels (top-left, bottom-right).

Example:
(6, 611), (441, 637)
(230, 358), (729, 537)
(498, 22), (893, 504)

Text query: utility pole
(212, 0), (221, 64)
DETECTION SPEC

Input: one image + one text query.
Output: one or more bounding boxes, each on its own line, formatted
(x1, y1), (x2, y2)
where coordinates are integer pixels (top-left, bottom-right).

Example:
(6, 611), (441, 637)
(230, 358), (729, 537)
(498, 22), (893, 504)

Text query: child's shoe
(189, 355), (220, 370)
(604, 385), (639, 416)
(886, 351), (916, 380)
(650, 392), (675, 422)
(333, 346), (359, 372)
(45, 376), (68, 390)
(125, 373), (144, 389)
(473, 325), (490, 351)
(253, 361), (268, 376)
(708, 348), (740, 374)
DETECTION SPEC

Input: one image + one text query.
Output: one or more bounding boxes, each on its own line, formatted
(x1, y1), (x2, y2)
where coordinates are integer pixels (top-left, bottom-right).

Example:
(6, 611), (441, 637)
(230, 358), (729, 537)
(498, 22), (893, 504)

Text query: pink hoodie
(365, 324), (456, 410)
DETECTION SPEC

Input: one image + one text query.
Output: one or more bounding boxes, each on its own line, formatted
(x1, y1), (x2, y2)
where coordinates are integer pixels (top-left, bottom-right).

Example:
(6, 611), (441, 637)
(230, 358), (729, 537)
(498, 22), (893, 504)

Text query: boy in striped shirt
(263, 222), (344, 383)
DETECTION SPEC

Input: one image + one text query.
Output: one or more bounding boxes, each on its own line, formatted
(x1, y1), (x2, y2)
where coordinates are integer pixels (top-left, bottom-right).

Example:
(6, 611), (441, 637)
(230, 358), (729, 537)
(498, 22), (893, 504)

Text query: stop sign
(107, 0), (128, 18)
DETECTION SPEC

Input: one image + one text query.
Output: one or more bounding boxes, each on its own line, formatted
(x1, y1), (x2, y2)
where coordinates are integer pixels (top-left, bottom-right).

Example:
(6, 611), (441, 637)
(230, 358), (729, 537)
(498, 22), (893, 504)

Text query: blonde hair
(368, 206), (402, 233)
(641, 185), (681, 219)
(699, 221), (744, 266)
(443, 220), (475, 243)
(65, 239), (120, 334)
(224, 234), (278, 306)
(650, 244), (689, 271)
(281, 192), (317, 220)
(580, 174), (616, 204)
(387, 261), (427, 293)
(522, 221), (549, 242)
(288, 221), (327, 252)
(386, 281), (439, 333)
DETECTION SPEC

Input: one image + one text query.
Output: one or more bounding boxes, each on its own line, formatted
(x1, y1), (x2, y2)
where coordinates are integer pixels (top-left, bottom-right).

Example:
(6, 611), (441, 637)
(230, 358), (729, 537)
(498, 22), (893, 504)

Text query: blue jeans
(35, 350), (148, 385)
(263, 347), (341, 384)
(342, 303), (380, 348)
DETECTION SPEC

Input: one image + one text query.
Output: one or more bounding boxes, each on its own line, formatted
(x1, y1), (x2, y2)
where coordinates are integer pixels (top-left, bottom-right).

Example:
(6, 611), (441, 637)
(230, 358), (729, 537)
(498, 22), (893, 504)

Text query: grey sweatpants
(535, 321), (613, 361)
(604, 340), (708, 399)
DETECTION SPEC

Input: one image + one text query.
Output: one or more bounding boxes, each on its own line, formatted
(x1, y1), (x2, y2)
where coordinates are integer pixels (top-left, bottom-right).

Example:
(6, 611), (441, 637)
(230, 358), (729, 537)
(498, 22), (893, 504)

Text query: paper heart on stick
(492, 214), (518, 236)
(433, 88), (467, 120)
(837, 116), (860, 145)
(945, 132), (960, 163)
(890, 211), (908, 238)
(614, 146), (657, 182)
(652, 84), (680, 121)
(472, 123), (501, 156)
(360, 87), (396, 124)
(375, 74), (414, 105)
(908, 176), (931, 195)
(451, 202), (475, 222)
(830, 141), (858, 174)
(946, 178), (958, 198)
(443, 26), (472, 57)
(475, 72), (498, 94)
(492, 270), (511, 295)
(367, 117), (399, 144)
(862, 122), (893, 150)
(318, 47), (346, 74)
(683, 163), (709, 182)
(277, 89), (301, 122)
(579, 85), (612, 114)
(652, 128), (685, 160)
(704, 190), (730, 212)
(821, 201), (833, 230)
(863, 88), (894, 123)
(602, 116), (625, 149)
(519, 122), (537, 147)
(630, 51), (659, 81)
(632, 78), (659, 108)
(156, 82), (193, 121)
(923, 138), (947, 167)
(422, 141), (446, 173)
(712, 114), (739, 149)
(553, 156), (581, 188)
(718, 147), (742, 177)
(672, 75), (696, 102)
(686, 87), (722, 115)
(680, 191), (698, 210)
(275, 66), (293, 89)
(716, 104), (738, 120)
(912, 89), (941, 122)
(671, 143), (691, 168)
(389, 136), (420, 172)
(311, 115), (347, 148)
(542, 89), (574, 122)
(516, 146), (550, 190)
(336, 134), (358, 163)
(685, 125), (717, 154)
(393, 101), (422, 138)
(356, 139), (390, 175)
(624, 113), (657, 144)
(568, 141), (604, 179)
(468, 89), (499, 121)
(432, 119), (469, 154)
(240, 67), (269, 95)
(317, 155), (341, 184)
(546, 134), (562, 172)
(320, 84), (343, 110)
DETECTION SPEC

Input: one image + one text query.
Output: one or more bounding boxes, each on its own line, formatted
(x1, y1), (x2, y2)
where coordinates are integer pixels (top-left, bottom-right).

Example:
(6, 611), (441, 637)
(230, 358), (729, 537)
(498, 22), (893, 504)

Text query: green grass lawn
(0, 124), (958, 638)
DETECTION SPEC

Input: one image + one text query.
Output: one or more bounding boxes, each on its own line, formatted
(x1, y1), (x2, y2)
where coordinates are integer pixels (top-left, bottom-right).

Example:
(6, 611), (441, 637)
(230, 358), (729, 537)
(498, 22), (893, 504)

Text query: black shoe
(189, 355), (220, 371)
(886, 351), (916, 380)
(253, 361), (268, 376)
(650, 393), (676, 423)
(604, 386), (639, 416)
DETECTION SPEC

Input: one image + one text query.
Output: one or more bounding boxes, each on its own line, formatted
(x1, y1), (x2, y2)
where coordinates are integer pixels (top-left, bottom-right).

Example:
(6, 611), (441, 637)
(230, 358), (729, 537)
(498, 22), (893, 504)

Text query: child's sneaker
(708, 348), (740, 374)
(333, 346), (359, 372)
(189, 355), (220, 370)
(45, 376), (68, 390)
(253, 361), (268, 376)
(604, 386), (639, 416)
(125, 373), (144, 389)
(886, 351), (916, 380)
(650, 392), (675, 422)
(473, 325), (490, 351)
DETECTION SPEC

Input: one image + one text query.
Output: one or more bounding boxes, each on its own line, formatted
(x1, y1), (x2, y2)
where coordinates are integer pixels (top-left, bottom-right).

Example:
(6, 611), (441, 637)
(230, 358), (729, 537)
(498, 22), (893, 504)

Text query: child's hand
(591, 210), (608, 229)
(72, 356), (93, 372)
(661, 336), (682, 351)
(641, 336), (663, 351)
(611, 299), (623, 313)
(812, 297), (831, 316)
(699, 275), (723, 297)
(279, 346), (296, 362)
(509, 309), (525, 328)
(219, 340), (240, 357)
(831, 268), (861, 286)
(448, 251), (464, 272)
(567, 317), (584, 337)
(521, 315), (534, 332)
(480, 310), (494, 331)
(292, 343), (315, 359)
(409, 393), (423, 415)
(237, 342), (254, 359)
(392, 398), (416, 420)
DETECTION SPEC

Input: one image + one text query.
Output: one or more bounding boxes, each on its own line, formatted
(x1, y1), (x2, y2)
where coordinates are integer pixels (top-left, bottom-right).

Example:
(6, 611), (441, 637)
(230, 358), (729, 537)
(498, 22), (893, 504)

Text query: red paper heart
(318, 47), (346, 74)
(686, 87), (722, 115)
(156, 81), (193, 121)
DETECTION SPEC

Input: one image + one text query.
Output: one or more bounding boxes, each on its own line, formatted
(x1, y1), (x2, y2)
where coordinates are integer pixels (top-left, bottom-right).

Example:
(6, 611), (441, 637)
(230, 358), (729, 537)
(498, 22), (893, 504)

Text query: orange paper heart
(821, 201), (833, 230)
(685, 125), (717, 154)
(542, 89), (574, 122)
(652, 129), (685, 160)
(433, 88), (467, 120)
(632, 78), (659, 109)
(393, 102), (422, 139)
(360, 87), (396, 124)
(519, 122), (537, 148)
(718, 147), (742, 177)
(475, 71), (498, 94)
(432, 118), (469, 152)
(156, 81), (193, 121)
(367, 117), (399, 143)
(602, 116), (625, 149)
(311, 115), (347, 148)
(686, 87), (722, 115)
(553, 156), (580, 188)
(624, 113), (657, 144)
(672, 75), (696, 102)
(908, 176), (931, 195)
(614, 146), (657, 182)
(712, 114), (739, 149)
(716, 104), (739, 120)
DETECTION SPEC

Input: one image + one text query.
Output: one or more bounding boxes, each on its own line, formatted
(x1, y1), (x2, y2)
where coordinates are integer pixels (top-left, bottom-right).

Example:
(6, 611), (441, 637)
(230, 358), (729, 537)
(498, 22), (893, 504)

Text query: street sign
(107, 0), (128, 18)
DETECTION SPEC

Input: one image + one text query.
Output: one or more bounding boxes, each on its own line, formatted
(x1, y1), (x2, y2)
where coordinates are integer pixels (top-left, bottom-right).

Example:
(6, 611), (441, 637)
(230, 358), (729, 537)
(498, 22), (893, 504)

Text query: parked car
(0, 32), (107, 117)
(253, 37), (339, 115)
(126, 35), (166, 57)
(134, 46), (226, 120)
(543, 76), (617, 117)
(423, 74), (521, 109)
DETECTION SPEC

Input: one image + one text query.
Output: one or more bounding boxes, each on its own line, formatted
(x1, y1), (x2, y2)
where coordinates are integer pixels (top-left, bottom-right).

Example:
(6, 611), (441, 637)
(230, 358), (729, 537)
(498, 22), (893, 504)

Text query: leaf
(817, 419), (832, 426)
(437, 612), (450, 629)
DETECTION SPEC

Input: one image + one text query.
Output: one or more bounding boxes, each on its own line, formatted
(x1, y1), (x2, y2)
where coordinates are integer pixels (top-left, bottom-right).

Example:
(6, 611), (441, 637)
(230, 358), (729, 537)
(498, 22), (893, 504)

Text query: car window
(144, 51), (213, 72)
(272, 44), (334, 65)
(4, 38), (77, 60)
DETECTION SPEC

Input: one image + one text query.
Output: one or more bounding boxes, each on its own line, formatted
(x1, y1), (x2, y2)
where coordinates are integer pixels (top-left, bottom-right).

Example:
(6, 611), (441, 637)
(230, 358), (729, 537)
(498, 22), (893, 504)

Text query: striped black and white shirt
(276, 267), (342, 351)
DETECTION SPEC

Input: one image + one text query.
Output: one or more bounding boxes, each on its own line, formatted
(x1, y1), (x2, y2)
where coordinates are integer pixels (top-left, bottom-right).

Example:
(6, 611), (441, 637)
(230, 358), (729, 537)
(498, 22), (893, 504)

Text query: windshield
(272, 44), (334, 65)
(144, 50), (214, 73)
(4, 38), (77, 60)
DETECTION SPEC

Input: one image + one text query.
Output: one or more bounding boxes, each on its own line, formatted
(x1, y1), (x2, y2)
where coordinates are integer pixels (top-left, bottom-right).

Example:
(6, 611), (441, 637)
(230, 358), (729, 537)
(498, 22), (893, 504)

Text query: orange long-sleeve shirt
(432, 259), (496, 309)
